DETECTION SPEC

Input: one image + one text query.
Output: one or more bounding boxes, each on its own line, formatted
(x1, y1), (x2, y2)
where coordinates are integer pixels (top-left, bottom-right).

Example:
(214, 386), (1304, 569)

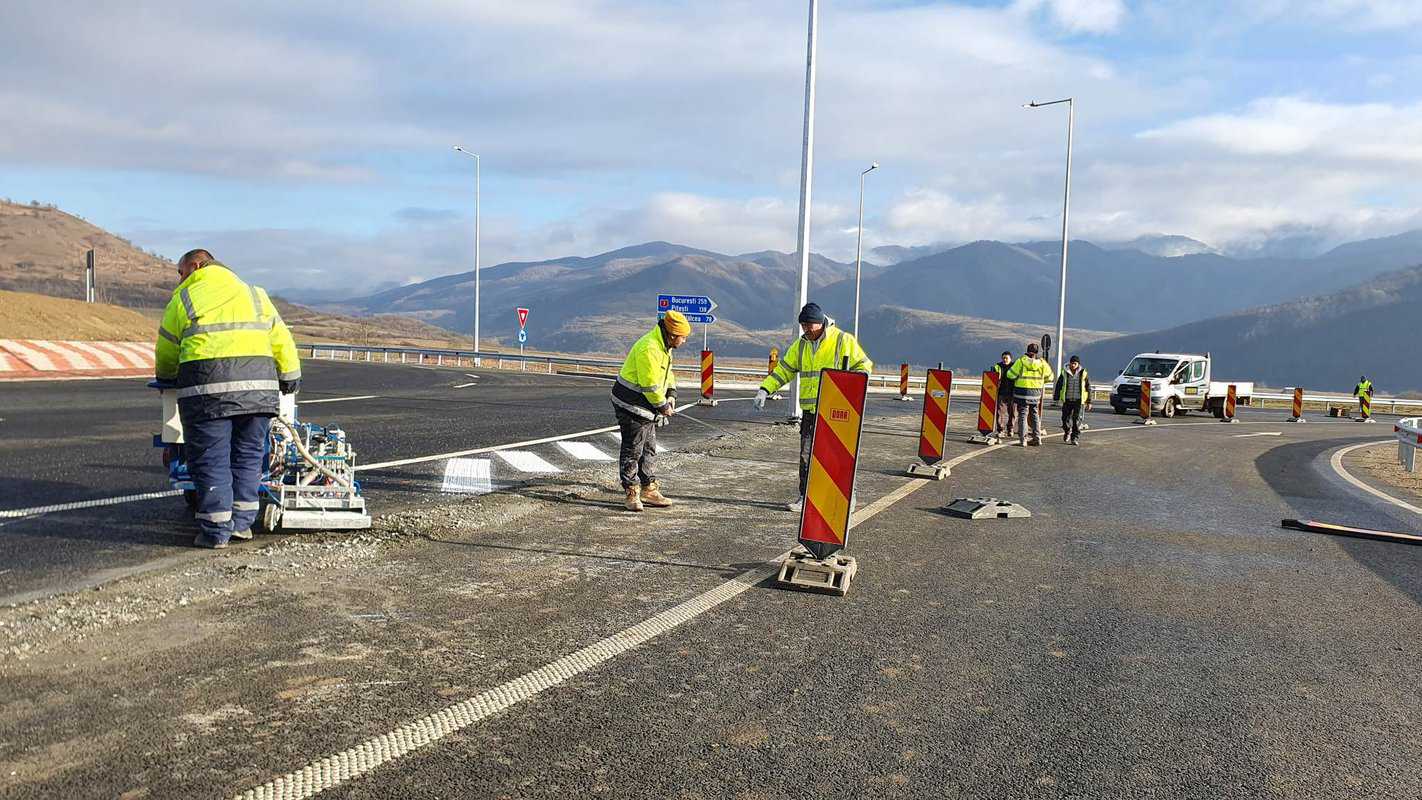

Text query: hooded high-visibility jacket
(611, 324), (678, 420)
(1005, 355), (1053, 396)
(1053, 367), (1091, 403)
(155, 263), (300, 421)
(760, 323), (872, 411)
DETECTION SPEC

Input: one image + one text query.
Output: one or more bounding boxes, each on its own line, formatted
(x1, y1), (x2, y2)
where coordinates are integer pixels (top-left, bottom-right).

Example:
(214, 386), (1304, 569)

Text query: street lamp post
(852, 161), (878, 336)
(1025, 97), (1073, 377)
(453, 145), (481, 366)
(788, 0), (819, 422)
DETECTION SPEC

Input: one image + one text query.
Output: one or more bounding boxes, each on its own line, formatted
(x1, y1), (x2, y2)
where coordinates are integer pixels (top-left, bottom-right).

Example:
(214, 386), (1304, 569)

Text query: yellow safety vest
(155, 264), (300, 420)
(1054, 368), (1090, 402)
(1006, 356), (1054, 393)
(612, 324), (677, 420)
(1354, 381), (1372, 397)
(760, 325), (872, 411)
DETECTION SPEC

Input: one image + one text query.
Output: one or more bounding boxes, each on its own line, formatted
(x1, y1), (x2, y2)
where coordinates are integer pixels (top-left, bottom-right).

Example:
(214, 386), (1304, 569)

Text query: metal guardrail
(305, 343), (1422, 412)
(1397, 418), (1421, 473)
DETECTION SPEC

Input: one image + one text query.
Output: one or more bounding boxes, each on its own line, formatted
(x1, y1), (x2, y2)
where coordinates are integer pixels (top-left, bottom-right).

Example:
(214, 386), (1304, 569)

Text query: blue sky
(3, 0), (1421, 292)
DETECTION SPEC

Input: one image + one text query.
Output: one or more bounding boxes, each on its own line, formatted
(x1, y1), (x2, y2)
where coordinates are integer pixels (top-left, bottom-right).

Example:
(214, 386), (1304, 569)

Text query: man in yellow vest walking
(1353, 375), (1374, 418)
(1005, 342), (1054, 447)
(611, 311), (690, 511)
(753, 303), (872, 511)
(155, 249), (301, 548)
(1053, 355), (1091, 445)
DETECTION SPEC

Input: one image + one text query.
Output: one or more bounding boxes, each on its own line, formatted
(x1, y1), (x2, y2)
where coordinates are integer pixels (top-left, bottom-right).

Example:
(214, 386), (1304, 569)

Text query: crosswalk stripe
(440, 458), (493, 494)
(557, 441), (614, 461)
(496, 450), (562, 473)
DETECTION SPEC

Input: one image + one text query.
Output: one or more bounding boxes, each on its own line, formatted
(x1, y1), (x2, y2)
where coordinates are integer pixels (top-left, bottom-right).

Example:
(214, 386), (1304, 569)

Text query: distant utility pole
(852, 162), (878, 336)
(453, 146), (482, 366)
(789, 0), (819, 422)
(1025, 97), (1074, 377)
(85, 249), (95, 303)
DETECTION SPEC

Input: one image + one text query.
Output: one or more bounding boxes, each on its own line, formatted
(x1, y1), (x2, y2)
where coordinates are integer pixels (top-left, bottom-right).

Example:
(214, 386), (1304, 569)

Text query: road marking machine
(150, 382), (372, 532)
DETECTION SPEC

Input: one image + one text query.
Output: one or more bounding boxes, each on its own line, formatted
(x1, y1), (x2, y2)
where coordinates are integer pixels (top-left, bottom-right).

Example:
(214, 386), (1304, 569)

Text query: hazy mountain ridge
(1075, 264), (1422, 393)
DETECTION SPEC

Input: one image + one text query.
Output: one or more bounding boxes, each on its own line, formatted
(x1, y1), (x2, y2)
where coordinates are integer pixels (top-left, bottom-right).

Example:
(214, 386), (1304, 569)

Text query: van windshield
(1123, 357), (1180, 378)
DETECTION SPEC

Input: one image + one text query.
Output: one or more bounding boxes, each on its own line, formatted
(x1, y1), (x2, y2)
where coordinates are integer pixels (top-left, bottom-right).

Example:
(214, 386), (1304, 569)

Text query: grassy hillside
(0, 289), (158, 340)
(0, 200), (173, 307)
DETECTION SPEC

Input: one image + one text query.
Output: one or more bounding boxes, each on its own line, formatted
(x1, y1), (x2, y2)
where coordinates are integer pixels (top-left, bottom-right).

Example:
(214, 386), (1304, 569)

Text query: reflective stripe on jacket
(611, 324), (677, 420)
(1054, 368), (1090, 402)
(759, 325), (872, 411)
(154, 264), (301, 421)
(1354, 381), (1372, 397)
(1005, 355), (1053, 395)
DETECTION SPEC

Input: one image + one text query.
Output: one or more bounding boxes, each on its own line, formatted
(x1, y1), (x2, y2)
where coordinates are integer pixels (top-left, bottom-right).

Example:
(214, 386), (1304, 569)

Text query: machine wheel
(259, 501), (282, 534)
(1162, 398), (1178, 418)
(183, 490), (198, 511)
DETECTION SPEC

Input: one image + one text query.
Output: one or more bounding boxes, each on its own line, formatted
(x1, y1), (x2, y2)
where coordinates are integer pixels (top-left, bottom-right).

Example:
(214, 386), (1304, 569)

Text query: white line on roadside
(301, 395), (379, 405)
(1328, 440), (1422, 518)
(496, 450), (562, 473)
(0, 489), (183, 520)
(1233, 432), (1283, 438)
(452, 382), (478, 389)
(440, 458), (493, 495)
(557, 441), (614, 461)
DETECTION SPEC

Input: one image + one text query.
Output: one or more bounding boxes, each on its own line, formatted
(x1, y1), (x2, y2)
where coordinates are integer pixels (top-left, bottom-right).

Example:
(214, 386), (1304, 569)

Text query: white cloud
(1012, 0), (1128, 34)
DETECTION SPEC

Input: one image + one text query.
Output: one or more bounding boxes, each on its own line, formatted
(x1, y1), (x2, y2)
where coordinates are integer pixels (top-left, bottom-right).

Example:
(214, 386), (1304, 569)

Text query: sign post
(907, 367), (952, 479)
(516, 307), (529, 370)
(968, 370), (1000, 445)
(776, 365), (868, 596)
(1289, 387), (1306, 423)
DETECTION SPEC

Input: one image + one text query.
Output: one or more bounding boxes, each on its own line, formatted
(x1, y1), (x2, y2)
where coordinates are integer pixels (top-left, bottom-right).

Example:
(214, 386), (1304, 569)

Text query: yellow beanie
(661, 310), (692, 337)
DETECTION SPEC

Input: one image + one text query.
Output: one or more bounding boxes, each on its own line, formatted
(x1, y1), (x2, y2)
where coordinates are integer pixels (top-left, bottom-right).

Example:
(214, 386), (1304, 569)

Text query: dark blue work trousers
(182, 413), (271, 538)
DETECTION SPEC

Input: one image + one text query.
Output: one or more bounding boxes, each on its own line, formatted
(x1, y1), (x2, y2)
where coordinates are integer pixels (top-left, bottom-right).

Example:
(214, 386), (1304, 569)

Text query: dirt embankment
(0, 289), (158, 340)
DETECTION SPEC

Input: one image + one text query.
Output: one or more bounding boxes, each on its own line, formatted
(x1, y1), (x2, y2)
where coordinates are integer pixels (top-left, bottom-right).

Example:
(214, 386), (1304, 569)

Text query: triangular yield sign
(517, 307), (529, 328)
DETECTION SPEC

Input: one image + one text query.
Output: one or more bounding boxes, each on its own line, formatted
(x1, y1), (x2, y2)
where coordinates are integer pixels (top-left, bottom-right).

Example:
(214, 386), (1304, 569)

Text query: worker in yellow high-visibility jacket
(1353, 376), (1374, 417)
(611, 310), (690, 512)
(155, 249), (301, 548)
(1005, 342), (1054, 447)
(753, 302), (872, 511)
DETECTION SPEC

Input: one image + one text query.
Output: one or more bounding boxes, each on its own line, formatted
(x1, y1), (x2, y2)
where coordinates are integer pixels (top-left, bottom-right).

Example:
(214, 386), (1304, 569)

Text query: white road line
(557, 441), (614, 461)
(301, 395), (379, 405)
(440, 458), (493, 494)
(453, 382), (478, 389)
(1233, 432), (1283, 438)
(0, 489), (183, 520)
(1328, 440), (1422, 518)
(496, 450), (562, 473)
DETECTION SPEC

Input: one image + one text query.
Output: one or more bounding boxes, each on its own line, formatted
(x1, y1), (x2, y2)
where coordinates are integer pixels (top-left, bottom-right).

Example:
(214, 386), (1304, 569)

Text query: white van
(1109, 352), (1254, 418)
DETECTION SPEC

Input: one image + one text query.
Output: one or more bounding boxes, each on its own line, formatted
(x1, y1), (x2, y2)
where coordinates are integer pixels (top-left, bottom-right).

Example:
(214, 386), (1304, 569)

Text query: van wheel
(1162, 398), (1178, 418)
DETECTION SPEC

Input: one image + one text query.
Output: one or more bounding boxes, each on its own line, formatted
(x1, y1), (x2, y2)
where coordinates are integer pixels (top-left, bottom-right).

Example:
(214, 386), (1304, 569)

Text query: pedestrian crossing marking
(557, 441), (614, 461)
(497, 450), (563, 473)
(440, 458), (493, 494)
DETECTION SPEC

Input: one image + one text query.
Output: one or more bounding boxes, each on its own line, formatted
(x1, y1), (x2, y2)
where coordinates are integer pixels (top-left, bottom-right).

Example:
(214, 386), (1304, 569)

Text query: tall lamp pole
(1025, 97), (1073, 377)
(852, 161), (878, 336)
(453, 145), (481, 365)
(788, 0), (819, 421)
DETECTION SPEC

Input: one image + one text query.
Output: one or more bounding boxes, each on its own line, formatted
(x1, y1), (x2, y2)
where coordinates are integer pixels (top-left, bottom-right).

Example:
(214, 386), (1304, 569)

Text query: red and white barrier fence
(0, 340), (153, 380)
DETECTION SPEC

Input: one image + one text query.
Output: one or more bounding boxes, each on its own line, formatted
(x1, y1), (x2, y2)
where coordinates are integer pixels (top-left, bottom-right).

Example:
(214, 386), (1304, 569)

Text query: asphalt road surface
(2, 360), (1419, 799)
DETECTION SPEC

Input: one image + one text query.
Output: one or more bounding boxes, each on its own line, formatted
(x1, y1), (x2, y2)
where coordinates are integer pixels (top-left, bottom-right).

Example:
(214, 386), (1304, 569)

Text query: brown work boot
(640, 481), (673, 508)
(624, 485), (644, 512)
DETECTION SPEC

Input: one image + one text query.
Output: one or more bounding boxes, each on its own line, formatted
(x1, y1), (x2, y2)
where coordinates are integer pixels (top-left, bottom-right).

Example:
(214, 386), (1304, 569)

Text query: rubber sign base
(776, 549), (859, 596)
(696, 398), (719, 407)
(967, 432), (1000, 445)
(1219, 417), (1240, 424)
(1288, 417), (1307, 423)
(943, 497), (1032, 520)
(906, 462), (950, 480)
(1134, 418), (1157, 426)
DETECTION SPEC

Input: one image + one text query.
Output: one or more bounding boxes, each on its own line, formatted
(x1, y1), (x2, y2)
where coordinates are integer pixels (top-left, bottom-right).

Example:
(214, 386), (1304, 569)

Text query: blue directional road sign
(658, 294), (717, 315)
(518, 330), (528, 344)
(682, 313), (716, 324)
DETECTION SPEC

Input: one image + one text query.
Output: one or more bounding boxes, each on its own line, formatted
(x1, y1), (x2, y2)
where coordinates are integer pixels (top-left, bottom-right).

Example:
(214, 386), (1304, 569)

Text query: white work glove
(753, 388), (769, 411)
(655, 414), (670, 428)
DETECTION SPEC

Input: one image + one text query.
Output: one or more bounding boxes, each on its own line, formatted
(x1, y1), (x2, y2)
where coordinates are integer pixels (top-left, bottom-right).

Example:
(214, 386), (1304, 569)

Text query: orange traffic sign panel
(799, 368), (869, 559)
(917, 368), (952, 464)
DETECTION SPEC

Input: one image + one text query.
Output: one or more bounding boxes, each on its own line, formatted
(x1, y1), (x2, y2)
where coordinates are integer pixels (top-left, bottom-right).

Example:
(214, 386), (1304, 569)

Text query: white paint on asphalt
(453, 382), (478, 389)
(496, 450), (562, 473)
(557, 441), (614, 461)
(300, 395), (379, 405)
(0, 489), (183, 520)
(1328, 440), (1422, 518)
(440, 459), (493, 494)
(1233, 432), (1283, 438)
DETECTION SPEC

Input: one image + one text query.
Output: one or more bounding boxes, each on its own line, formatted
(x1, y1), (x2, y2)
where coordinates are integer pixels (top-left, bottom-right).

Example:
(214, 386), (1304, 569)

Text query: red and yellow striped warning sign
(977, 370), (999, 436)
(799, 368), (869, 559)
(700, 350), (714, 400)
(1359, 389), (1372, 419)
(917, 368), (952, 463)
(768, 347), (778, 376)
(1291, 386), (1304, 420)
(1224, 383), (1237, 420)
(1139, 380), (1152, 421)
(899, 363), (910, 400)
